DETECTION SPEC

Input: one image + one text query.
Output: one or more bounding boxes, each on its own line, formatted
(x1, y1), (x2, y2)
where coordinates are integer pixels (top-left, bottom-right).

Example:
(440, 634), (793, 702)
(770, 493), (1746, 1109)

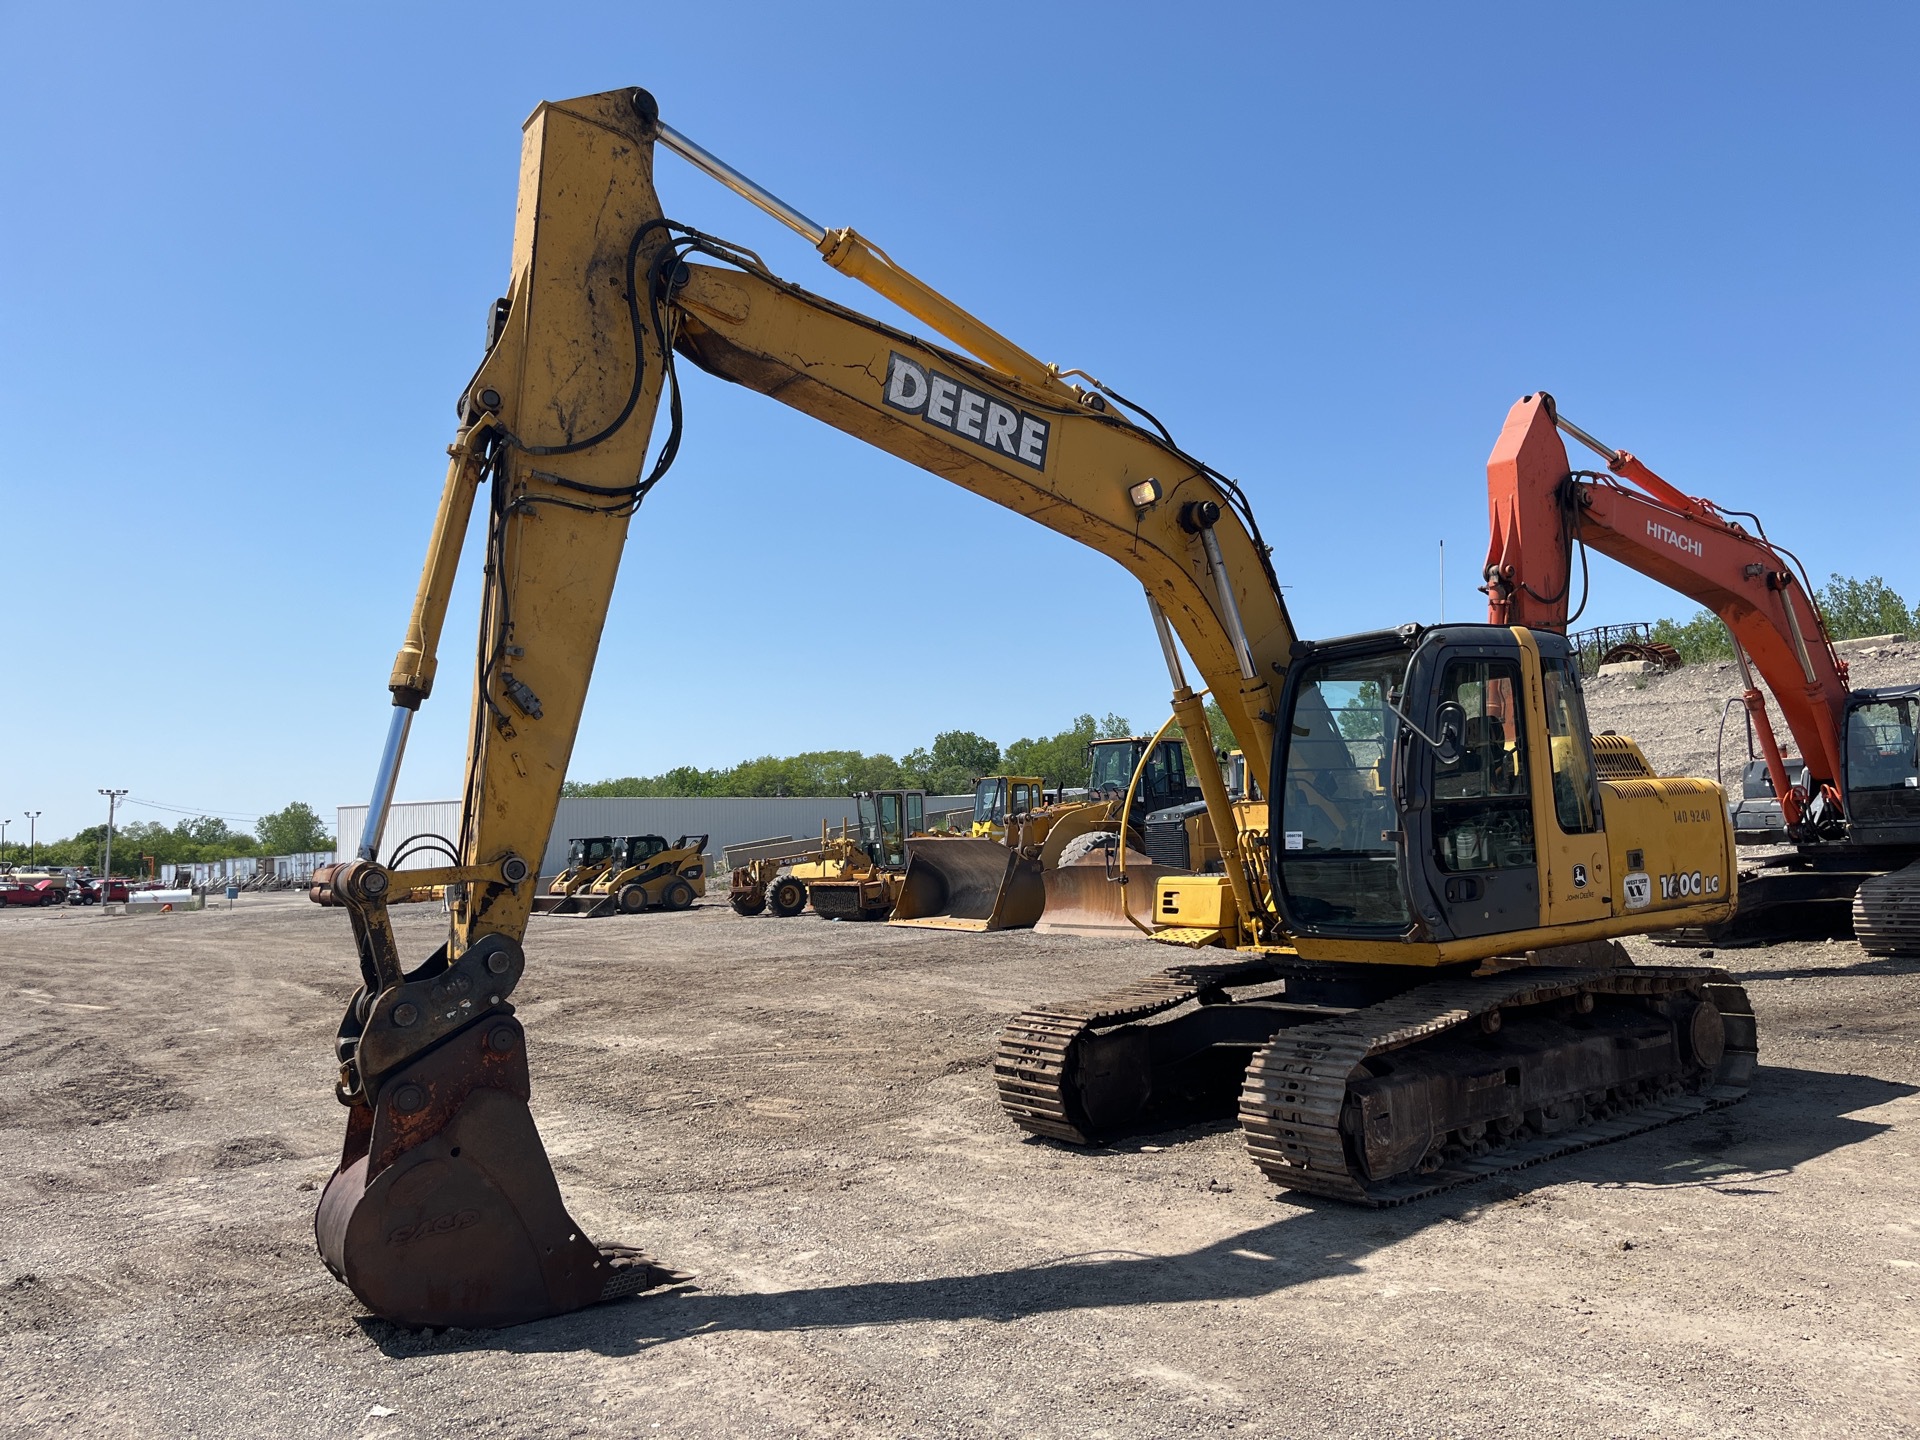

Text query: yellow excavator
(310, 87), (1752, 1328)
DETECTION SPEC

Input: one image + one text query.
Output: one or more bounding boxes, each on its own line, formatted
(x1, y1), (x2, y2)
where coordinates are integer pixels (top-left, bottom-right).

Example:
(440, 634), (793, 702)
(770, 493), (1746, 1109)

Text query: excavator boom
(1484, 393), (1850, 828)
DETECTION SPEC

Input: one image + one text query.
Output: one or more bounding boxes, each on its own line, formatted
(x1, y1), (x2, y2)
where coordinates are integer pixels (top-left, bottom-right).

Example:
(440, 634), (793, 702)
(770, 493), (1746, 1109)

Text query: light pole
(98, 789), (127, 881)
(0, 819), (9, 864)
(24, 811), (40, 864)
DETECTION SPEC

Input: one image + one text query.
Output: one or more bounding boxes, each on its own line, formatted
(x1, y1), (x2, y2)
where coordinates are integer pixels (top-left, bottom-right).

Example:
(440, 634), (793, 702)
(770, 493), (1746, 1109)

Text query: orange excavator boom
(1482, 393), (1850, 832)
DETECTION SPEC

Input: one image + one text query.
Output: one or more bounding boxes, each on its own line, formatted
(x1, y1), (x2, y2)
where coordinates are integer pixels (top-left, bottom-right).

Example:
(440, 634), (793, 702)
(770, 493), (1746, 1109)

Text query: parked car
(68, 877), (132, 905)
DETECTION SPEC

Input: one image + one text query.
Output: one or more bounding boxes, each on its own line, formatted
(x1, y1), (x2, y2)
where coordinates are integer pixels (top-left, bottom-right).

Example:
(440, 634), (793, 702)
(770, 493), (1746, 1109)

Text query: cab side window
(1541, 657), (1602, 834)
(1432, 660), (1534, 873)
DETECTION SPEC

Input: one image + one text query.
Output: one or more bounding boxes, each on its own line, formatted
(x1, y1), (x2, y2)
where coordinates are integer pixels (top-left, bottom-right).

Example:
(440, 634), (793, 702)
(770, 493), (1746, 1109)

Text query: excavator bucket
(315, 1009), (675, 1328)
(1034, 853), (1172, 939)
(890, 836), (1045, 931)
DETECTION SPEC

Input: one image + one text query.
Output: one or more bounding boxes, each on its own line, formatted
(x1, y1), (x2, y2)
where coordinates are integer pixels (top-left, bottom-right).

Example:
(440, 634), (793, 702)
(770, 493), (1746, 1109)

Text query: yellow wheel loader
(892, 742), (1204, 933)
(309, 87), (1753, 1329)
(544, 833), (707, 918)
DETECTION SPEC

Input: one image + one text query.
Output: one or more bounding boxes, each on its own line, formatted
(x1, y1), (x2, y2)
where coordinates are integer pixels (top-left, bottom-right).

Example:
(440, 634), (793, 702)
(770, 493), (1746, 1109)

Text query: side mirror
(1433, 702), (1467, 767)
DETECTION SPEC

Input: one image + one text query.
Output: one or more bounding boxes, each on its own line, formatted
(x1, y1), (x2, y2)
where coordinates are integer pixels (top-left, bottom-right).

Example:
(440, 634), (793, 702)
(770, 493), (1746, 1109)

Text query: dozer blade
(317, 1012), (676, 1328)
(1034, 860), (1172, 939)
(890, 837), (1044, 931)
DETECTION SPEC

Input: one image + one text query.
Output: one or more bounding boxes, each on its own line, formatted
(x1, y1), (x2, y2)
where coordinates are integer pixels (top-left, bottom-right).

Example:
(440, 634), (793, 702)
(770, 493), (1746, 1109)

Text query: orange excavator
(1483, 393), (1920, 948)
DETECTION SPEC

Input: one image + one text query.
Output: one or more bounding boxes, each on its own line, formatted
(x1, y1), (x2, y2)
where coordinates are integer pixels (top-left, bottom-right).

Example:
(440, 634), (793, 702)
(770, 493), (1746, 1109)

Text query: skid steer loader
(530, 835), (615, 914)
(544, 834), (707, 918)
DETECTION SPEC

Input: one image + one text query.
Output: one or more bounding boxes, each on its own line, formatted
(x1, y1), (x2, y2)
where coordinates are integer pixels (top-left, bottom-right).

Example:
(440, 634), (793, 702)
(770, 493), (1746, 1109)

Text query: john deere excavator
(311, 87), (1753, 1328)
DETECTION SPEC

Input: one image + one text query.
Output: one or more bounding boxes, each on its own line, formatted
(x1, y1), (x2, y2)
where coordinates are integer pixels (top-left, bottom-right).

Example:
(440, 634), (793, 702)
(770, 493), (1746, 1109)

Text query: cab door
(1519, 634), (1611, 928)
(1423, 652), (1540, 938)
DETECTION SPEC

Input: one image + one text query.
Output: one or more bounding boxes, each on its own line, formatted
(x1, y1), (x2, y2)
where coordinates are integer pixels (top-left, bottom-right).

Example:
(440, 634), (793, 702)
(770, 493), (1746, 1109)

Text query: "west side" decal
(883, 352), (1050, 470)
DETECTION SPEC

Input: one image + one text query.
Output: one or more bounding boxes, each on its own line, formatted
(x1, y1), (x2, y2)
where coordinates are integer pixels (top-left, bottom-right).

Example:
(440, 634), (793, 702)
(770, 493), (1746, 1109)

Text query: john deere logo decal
(1571, 864), (1589, 888)
(884, 352), (1050, 470)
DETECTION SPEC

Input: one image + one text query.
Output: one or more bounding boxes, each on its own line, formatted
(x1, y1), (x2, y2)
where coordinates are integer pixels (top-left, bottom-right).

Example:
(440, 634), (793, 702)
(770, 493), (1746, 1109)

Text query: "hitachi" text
(1646, 520), (1704, 557)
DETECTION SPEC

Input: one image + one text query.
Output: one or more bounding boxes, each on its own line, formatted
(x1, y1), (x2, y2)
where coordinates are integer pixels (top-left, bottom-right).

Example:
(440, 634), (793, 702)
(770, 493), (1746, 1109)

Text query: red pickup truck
(0, 877), (65, 907)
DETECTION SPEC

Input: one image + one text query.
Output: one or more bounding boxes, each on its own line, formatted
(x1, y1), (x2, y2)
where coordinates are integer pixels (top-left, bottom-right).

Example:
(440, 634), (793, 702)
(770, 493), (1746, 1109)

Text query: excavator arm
(313, 86), (1294, 1328)
(1483, 392), (1851, 831)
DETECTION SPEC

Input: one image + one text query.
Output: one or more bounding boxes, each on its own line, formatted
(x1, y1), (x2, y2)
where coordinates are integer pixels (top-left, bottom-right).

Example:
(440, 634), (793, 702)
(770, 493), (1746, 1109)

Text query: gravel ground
(2, 889), (1916, 1440)
(1581, 637), (1917, 790)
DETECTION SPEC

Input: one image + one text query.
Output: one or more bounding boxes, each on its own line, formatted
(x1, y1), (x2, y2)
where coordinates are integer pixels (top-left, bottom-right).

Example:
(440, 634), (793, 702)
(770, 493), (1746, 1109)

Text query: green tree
(176, 815), (243, 847)
(925, 730), (1002, 793)
(1817, 573), (1917, 640)
(256, 802), (333, 855)
(1005, 713), (1132, 788)
(1649, 610), (1735, 664)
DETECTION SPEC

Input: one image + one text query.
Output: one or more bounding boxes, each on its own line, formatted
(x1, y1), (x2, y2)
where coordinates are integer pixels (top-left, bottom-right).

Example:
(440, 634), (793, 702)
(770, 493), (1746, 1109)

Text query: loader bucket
(536, 891), (616, 918)
(1034, 856), (1172, 939)
(890, 837), (1044, 931)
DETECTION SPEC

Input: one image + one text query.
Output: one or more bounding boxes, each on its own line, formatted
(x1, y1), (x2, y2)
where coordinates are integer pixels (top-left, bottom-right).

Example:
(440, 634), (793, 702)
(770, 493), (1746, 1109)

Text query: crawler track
(996, 960), (1755, 1203)
(1240, 966), (1755, 1203)
(994, 958), (1282, 1143)
(1854, 859), (1920, 956)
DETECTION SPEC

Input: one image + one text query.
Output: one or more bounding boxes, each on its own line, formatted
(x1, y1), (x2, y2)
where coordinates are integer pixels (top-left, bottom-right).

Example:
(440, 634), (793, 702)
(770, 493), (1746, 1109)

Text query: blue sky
(2, 2), (1914, 842)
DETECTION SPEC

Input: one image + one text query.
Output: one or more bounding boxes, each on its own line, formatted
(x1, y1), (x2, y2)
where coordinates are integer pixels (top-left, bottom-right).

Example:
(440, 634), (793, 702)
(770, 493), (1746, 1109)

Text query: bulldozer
(543, 833), (707, 917)
(310, 88), (1756, 1328)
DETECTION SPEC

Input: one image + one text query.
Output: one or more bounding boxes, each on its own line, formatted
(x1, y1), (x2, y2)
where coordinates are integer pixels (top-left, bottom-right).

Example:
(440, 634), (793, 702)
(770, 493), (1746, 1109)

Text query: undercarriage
(996, 957), (1754, 1202)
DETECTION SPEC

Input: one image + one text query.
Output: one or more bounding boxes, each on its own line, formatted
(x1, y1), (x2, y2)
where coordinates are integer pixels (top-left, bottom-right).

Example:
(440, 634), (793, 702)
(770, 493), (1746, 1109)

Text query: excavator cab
(1843, 688), (1920, 845)
(1265, 624), (1733, 958)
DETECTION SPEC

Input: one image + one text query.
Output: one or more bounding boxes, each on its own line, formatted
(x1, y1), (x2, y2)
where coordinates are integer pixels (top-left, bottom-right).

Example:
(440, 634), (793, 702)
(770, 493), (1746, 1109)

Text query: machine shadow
(1722, 954), (1920, 981)
(359, 1065), (1912, 1359)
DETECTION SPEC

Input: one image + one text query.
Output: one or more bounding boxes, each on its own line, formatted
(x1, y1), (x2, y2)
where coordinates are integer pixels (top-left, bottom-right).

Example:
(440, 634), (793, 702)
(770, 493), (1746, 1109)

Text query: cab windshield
(1276, 651), (1409, 930)
(973, 777), (1007, 825)
(623, 836), (667, 865)
(1088, 741), (1138, 794)
(1848, 695), (1920, 792)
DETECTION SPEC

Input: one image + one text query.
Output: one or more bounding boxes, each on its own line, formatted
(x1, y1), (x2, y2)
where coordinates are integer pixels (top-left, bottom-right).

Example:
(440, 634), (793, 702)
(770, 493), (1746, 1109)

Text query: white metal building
(337, 795), (971, 882)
